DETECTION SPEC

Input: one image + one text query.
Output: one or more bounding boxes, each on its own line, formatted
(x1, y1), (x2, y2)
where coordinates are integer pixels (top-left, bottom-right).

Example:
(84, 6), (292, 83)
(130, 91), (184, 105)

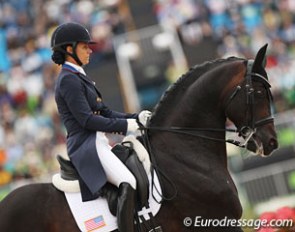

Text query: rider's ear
(66, 45), (73, 53)
(252, 43), (268, 72)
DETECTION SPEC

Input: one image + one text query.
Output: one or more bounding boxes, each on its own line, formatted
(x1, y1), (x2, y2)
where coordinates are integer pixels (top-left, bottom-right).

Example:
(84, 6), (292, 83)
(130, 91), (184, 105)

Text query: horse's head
(224, 44), (278, 156)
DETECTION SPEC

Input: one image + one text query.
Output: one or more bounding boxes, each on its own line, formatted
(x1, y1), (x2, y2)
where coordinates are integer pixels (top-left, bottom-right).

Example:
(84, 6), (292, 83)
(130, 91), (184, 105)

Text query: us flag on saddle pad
(84, 215), (106, 231)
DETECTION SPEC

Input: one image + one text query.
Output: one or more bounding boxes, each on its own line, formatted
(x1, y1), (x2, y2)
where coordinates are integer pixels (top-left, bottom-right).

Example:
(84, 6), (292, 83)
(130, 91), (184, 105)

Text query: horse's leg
(0, 183), (79, 232)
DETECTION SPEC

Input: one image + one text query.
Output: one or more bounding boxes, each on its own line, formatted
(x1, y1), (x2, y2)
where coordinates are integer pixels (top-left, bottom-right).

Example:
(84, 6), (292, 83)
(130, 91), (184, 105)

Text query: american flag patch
(84, 215), (106, 231)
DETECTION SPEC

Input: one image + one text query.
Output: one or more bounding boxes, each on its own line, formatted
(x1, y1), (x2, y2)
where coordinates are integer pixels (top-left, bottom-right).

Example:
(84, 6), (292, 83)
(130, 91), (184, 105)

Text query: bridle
(141, 60), (274, 149)
(224, 59), (274, 147)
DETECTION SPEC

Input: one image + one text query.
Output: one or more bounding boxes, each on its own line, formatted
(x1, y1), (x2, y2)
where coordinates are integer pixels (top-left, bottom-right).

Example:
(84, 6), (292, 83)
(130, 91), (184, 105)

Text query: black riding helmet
(51, 22), (96, 65)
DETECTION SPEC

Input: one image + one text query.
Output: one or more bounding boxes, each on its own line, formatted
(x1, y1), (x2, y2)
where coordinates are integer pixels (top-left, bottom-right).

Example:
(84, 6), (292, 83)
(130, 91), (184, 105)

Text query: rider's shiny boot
(117, 182), (135, 232)
(100, 183), (118, 216)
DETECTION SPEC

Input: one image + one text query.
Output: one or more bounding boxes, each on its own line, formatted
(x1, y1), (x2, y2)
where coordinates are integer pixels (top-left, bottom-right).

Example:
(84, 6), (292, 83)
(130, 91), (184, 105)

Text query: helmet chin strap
(71, 42), (83, 66)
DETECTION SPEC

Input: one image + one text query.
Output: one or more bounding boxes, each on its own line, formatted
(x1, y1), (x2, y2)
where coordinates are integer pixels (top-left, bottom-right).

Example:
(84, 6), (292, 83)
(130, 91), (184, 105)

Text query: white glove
(138, 110), (152, 126)
(126, 119), (140, 136)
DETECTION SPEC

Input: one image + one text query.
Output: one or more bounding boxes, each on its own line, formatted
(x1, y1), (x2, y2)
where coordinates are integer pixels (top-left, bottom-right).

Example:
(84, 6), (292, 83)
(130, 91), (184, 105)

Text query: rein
(141, 126), (245, 147)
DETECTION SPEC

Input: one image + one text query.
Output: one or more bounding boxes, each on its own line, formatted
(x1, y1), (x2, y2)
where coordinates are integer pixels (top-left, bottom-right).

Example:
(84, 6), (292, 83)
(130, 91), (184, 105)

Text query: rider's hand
(138, 110), (152, 126)
(126, 119), (140, 136)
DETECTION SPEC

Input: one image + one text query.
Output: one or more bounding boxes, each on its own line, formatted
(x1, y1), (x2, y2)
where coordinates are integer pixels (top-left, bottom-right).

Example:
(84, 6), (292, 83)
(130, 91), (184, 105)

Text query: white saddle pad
(65, 172), (162, 232)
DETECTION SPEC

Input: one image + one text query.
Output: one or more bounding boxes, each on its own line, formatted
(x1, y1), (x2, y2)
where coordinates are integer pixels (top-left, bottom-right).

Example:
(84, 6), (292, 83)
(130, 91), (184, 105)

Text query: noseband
(142, 60), (274, 148)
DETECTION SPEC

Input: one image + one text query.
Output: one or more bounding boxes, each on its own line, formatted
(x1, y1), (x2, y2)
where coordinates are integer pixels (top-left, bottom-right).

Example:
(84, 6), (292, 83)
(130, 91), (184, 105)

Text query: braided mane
(150, 56), (245, 125)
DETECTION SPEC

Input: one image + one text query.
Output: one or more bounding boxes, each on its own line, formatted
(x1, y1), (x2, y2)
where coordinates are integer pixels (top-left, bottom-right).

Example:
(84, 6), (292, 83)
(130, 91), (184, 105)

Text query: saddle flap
(111, 144), (150, 209)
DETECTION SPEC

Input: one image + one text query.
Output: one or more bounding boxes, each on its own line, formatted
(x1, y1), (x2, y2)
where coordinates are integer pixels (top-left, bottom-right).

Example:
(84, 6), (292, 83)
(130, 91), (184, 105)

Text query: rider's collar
(63, 61), (86, 76)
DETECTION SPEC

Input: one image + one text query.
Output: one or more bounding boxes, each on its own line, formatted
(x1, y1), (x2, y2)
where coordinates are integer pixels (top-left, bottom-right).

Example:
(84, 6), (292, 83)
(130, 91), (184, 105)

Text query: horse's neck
(150, 61), (247, 169)
(148, 60), (245, 217)
(161, 72), (227, 129)
(150, 76), (229, 168)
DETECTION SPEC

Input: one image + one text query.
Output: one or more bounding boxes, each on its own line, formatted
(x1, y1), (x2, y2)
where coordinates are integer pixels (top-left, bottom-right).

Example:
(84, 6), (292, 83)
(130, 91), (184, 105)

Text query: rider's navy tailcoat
(55, 64), (137, 201)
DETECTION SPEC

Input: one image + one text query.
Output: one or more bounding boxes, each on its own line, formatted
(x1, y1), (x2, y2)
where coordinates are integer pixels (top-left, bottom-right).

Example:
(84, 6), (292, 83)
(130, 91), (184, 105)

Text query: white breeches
(95, 132), (136, 190)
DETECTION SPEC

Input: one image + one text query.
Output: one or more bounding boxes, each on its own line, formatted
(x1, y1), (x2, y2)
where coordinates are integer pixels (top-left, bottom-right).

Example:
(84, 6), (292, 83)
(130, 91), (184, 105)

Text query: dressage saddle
(56, 142), (150, 214)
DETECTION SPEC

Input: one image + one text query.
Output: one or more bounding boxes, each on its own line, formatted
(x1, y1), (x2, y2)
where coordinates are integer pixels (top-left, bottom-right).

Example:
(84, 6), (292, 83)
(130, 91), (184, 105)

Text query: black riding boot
(100, 183), (118, 216)
(117, 182), (136, 232)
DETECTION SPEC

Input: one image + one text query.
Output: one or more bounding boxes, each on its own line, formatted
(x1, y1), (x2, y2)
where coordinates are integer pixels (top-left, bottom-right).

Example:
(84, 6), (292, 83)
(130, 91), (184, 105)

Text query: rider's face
(66, 42), (92, 66)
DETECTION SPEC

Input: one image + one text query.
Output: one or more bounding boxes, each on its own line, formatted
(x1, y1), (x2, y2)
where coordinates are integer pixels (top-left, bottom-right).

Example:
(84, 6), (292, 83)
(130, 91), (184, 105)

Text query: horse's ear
(252, 44), (268, 71)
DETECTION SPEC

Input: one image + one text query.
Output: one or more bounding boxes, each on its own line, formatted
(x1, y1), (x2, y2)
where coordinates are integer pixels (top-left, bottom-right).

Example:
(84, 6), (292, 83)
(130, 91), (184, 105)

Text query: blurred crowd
(154, 0), (295, 112)
(0, 0), (295, 186)
(0, 0), (129, 185)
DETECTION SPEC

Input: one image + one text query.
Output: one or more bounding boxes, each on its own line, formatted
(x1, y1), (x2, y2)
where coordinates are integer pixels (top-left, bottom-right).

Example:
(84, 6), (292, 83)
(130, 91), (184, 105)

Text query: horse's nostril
(269, 138), (278, 150)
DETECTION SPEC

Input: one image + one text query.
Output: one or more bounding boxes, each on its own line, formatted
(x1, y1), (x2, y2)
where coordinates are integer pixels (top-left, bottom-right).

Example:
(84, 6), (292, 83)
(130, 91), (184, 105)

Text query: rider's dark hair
(51, 45), (68, 65)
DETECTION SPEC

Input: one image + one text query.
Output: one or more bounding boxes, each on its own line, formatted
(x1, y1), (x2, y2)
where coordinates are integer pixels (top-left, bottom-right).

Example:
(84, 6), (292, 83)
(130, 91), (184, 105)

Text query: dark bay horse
(0, 44), (278, 232)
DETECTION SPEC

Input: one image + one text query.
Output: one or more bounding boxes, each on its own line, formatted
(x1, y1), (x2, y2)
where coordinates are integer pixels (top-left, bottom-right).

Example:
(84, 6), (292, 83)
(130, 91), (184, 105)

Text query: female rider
(51, 22), (150, 232)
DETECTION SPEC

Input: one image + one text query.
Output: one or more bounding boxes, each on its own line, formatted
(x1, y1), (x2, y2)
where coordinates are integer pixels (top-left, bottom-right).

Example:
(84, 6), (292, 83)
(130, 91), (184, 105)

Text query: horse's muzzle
(246, 134), (278, 156)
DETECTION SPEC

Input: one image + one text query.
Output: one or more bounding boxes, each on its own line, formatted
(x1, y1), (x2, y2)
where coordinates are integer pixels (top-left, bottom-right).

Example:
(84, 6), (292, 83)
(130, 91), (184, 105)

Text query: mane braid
(150, 56), (245, 124)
